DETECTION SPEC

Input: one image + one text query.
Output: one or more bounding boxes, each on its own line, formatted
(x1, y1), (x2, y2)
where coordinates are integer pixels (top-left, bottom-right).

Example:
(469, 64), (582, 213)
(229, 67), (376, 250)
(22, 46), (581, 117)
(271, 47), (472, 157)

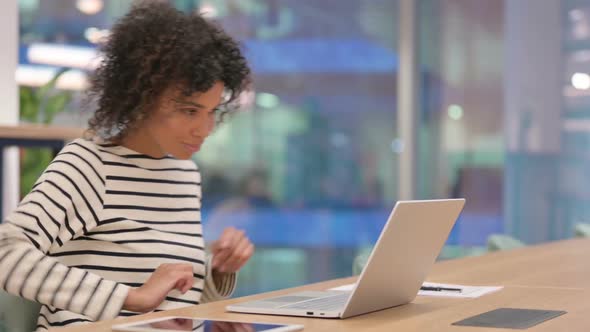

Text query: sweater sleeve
(200, 255), (237, 303)
(0, 140), (130, 321)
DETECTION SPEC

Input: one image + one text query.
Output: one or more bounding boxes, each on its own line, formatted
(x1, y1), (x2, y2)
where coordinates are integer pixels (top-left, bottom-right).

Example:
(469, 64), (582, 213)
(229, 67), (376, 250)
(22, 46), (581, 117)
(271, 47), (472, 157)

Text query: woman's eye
(183, 109), (198, 116)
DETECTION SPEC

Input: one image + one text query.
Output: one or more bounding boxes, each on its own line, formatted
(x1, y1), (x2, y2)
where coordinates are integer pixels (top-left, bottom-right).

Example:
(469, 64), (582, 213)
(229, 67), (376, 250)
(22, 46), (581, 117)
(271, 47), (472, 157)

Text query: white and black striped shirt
(0, 139), (235, 331)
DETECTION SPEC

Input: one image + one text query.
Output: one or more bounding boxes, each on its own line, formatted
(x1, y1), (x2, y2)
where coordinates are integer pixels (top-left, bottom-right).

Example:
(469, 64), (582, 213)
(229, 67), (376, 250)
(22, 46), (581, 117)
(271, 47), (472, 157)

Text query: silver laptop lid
(341, 199), (465, 318)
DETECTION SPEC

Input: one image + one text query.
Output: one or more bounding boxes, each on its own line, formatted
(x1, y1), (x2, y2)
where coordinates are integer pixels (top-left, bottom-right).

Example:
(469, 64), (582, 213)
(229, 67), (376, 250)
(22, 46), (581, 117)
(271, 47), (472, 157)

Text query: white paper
(328, 282), (503, 298)
(418, 282), (503, 298)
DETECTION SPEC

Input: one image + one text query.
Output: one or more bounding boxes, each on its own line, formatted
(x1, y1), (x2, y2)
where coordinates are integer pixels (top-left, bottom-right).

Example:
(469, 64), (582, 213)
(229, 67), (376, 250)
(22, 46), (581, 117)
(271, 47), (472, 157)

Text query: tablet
(112, 316), (304, 332)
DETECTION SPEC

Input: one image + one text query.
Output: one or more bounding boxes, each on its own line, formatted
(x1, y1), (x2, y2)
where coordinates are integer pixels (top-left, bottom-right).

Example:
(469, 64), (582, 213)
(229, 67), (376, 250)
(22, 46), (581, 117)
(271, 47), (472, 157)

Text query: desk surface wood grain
(52, 238), (590, 331)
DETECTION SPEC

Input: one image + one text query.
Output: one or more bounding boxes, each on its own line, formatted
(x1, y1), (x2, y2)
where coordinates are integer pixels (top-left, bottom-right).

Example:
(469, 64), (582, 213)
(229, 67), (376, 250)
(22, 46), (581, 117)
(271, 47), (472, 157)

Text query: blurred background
(6, 0), (590, 296)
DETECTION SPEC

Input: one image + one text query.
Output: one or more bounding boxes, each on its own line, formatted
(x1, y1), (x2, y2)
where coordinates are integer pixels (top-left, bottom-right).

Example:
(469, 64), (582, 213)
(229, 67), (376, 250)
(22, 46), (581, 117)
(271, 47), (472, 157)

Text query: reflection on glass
(207, 321), (256, 332)
(149, 318), (193, 331)
(136, 317), (283, 332)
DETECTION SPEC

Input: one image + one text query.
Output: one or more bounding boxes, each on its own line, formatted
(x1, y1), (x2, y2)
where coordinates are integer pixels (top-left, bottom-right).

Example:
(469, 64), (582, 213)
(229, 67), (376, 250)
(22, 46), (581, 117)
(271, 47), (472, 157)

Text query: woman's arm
(201, 255), (237, 303)
(201, 227), (254, 303)
(0, 142), (129, 320)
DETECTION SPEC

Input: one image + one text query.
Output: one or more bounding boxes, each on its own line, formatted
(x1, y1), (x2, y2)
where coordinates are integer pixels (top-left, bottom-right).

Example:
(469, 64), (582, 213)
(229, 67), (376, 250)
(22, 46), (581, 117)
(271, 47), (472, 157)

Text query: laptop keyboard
(280, 293), (350, 311)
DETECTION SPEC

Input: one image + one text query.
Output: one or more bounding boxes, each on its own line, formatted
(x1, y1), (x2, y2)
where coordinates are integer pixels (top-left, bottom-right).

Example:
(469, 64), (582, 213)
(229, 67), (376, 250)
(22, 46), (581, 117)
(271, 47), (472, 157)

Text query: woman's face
(127, 81), (224, 159)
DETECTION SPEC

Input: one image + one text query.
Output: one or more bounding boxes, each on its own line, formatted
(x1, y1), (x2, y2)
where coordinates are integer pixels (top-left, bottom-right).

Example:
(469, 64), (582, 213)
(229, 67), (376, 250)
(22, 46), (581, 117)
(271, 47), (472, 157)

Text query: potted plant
(19, 68), (73, 196)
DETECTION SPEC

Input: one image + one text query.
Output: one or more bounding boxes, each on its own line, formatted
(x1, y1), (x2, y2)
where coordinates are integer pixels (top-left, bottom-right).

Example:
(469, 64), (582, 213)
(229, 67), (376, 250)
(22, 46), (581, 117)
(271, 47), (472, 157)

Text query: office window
(17, 0), (401, 295)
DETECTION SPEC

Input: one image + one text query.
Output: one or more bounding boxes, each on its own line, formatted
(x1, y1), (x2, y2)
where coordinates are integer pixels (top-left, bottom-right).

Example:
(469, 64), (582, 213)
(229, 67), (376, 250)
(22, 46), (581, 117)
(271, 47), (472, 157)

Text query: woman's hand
(210, 227), (254, 273)
(123, 263), (194, 313)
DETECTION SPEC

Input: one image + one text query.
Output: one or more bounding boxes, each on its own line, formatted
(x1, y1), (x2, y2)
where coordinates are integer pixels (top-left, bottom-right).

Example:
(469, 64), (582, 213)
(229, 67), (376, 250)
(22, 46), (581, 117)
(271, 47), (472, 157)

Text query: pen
(420, 286), (462, 292)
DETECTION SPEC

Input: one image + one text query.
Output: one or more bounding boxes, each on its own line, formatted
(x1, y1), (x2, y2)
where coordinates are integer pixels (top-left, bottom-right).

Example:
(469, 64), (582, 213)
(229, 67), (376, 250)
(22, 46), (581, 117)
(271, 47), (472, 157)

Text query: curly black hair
(87, 0), (251, 140)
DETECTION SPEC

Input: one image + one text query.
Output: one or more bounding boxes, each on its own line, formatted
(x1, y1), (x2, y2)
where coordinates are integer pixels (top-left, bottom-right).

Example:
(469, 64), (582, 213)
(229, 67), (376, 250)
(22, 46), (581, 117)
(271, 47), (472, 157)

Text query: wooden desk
(54, 238), (590, 331)
(0, 124), (84, 141)
(429, 238), (590, 289)
(0, 124), (84, 217)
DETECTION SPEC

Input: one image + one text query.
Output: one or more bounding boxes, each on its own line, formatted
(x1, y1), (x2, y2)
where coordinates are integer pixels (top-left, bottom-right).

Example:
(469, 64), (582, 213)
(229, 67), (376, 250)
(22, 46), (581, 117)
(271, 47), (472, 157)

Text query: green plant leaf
(19, 87), (40, 122)
(43, 92), (72, 124)
(20, 148), (53, 197)
(38, 67), (69, 98)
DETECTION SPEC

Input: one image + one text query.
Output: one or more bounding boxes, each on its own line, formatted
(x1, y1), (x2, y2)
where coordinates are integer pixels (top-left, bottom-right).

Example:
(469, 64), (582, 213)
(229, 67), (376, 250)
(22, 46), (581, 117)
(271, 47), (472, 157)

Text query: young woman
(0, 1), (253, 330)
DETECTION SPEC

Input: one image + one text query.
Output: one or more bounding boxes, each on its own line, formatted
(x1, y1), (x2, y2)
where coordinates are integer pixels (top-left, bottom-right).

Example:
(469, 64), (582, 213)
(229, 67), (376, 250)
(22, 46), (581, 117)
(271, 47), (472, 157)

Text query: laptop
(226, 199), (465, 319)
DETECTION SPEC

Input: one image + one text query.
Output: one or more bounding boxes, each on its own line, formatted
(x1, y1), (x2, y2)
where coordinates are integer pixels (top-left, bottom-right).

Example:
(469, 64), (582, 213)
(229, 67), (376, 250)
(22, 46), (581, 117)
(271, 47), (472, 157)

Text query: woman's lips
(183, 142), (201, 153)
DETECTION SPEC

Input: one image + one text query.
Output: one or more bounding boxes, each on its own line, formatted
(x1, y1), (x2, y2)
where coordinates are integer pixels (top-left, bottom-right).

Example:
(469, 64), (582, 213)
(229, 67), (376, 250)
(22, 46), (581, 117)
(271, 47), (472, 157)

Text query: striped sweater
(0, 139), (236, 331)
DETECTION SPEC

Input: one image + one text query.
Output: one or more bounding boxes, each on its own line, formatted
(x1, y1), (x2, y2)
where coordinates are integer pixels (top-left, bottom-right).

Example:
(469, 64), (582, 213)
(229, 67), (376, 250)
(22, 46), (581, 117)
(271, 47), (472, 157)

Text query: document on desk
(418, 282), (503, 298)
(329, 282), (503, 298)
